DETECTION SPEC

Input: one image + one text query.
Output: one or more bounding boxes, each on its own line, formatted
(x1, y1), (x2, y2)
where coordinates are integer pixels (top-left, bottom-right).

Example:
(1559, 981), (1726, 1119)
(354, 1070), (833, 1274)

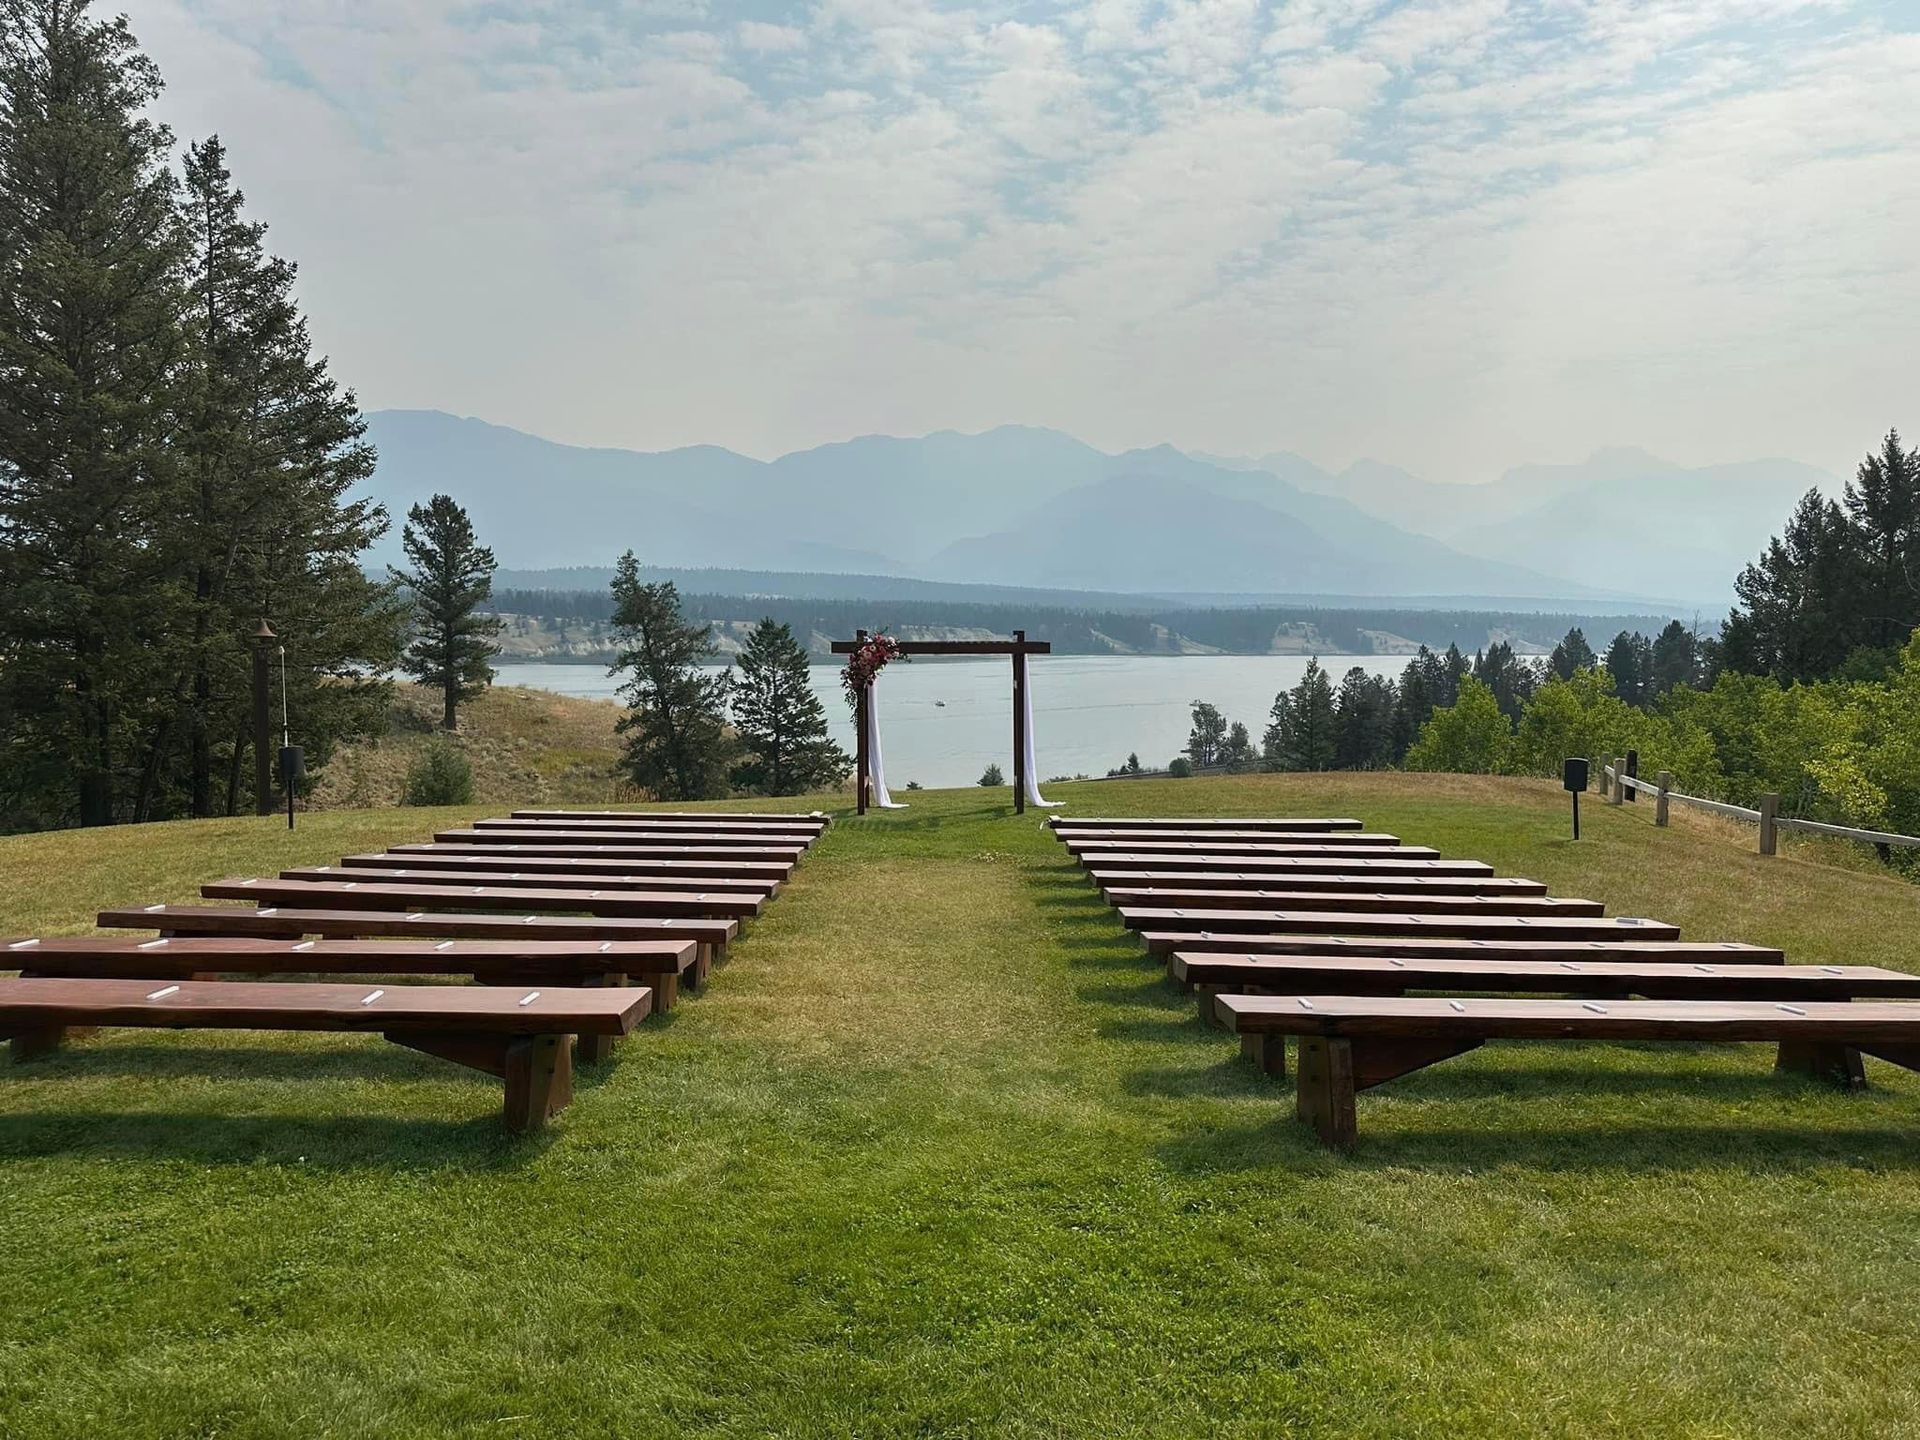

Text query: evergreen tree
(1843, 429), (1920, 651)
(729, 617), (847, 795)
(1548, 627), (1597, 679)
(1186, 701), (1228, 769)
(1472, 641), (1535, 721)
(1604, 631), (1652, 707)
(608, 551), (732, 800)
(1722, 490), (1860, 681)
(168, 135), (398, 815)
(1266, 659), (1338, 771)
(391, 495), (502, 730)
(1332, 667), (1396, 769)
(1648, 620), (1700, 697)
(1390, 646), (1445, 759)
(0, 0), (186, 825)
(1220, 721), (1257, 772)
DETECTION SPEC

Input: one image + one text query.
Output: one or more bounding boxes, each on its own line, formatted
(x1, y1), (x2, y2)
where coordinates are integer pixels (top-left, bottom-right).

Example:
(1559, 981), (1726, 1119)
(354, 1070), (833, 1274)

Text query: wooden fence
(1598, 758), (1920, 856)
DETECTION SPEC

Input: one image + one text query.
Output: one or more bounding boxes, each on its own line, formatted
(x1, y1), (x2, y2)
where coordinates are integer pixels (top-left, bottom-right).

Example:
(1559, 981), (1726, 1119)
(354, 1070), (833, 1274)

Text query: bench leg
(503, 1035), (573, 1132)
(1776, 1041), (1867, 1088)
(1295, 1037), (1357, 1149)
(388, 1030), (575, 1131)
(648, 970), (678, 1014)
(575, 972), (626, 1065)
(1197, 987), (1225, 1029)
(8, 1026), (69, 1062)
(1241, 1030), (1287, 1079)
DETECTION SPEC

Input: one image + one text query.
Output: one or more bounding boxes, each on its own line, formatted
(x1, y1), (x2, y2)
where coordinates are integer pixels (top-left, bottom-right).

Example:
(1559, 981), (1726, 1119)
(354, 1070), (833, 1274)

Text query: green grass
(3, 773), (1920, 1436)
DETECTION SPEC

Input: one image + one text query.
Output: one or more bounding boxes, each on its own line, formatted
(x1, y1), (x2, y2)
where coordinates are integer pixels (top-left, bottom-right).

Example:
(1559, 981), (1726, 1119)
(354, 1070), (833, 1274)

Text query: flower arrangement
(841, 631), (904, 713)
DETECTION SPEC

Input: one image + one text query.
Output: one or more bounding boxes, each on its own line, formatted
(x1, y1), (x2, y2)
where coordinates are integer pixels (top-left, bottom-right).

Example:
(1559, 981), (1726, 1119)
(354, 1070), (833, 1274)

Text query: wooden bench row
(4, 808), (834, 1130)
(1054, 812), (1920, 1149)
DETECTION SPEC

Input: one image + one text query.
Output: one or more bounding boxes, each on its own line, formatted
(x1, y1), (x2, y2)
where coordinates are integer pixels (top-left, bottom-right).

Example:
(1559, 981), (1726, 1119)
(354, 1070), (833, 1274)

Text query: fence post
(1758, 792), (1779, 856)
(1655, 771), (1671, 827)
(1609, 756), (1626, 806)
(1598, 764), (1610, 799)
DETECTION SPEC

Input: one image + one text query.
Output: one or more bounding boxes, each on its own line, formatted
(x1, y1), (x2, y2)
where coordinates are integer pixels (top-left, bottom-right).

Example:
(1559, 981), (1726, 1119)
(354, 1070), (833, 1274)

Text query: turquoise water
(492, 654), (1405, 789)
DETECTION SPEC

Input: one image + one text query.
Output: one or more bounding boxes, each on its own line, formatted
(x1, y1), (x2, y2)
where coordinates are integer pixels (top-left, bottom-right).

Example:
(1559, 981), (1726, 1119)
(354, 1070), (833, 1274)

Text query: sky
(125, 0), (1918, 484)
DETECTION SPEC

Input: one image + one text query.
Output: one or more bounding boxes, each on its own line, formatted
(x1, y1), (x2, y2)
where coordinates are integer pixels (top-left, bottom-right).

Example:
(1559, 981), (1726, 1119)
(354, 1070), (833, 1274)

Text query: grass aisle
(2, 777), (1919, 1435)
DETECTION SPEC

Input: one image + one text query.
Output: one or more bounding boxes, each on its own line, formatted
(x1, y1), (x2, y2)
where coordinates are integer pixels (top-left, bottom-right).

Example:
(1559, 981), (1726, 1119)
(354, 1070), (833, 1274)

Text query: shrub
(978, 763), (1005, 787)
(1167, 756), (1193, 778)
(404, 737), (474, 806)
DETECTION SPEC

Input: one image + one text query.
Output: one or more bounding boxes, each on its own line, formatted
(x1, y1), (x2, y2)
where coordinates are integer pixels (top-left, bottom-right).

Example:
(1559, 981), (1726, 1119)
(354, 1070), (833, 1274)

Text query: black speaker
(279, 745), (306, 785)
(1562, 757), (1589, 793)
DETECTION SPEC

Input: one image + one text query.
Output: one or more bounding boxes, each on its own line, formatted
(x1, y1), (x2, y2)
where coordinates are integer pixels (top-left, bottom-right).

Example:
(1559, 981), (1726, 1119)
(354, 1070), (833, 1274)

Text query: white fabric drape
(865, 681), (908, 808)
(1020, 662), (1061, 809)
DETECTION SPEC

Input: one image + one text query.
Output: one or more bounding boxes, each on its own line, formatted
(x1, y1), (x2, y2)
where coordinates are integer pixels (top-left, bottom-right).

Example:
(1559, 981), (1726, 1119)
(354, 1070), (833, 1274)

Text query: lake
(492, 655), (1407, 789)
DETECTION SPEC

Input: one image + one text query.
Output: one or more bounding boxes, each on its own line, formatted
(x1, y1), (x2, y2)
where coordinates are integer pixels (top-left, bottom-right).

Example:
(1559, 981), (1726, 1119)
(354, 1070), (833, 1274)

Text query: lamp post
(252, 620), (276, 816)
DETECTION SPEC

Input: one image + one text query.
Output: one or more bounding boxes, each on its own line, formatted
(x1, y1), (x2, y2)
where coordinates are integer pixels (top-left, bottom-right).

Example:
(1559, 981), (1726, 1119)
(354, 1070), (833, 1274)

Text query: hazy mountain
(927, 472), (1584, 596)
(360, 410), (1638, 602)
(1203, 444), (1837, 602)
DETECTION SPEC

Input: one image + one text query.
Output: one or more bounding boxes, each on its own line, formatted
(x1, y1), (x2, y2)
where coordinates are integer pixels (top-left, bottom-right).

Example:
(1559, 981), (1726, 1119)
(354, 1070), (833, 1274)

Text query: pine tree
(1221, 721), (1257, 772)
(608, 551), (732, 800)
(391, 495), (502, 730)
(1332, 667), (1396, 769)
(168, 135), (398, 814)
(1281, 658), (1338, 771)
(1472, 641), (1535, 721)
(1549, 627), (1597, 679)
(0, 0), (187, 825)
(1723, 490), (1860, 681)
(1843, 429), (1920, 651)
(1604, 631), (1648, 707)
(729, 617), (847, 795)
(1186, 701), (1228, 769)
(1648, 620), (1700, 697)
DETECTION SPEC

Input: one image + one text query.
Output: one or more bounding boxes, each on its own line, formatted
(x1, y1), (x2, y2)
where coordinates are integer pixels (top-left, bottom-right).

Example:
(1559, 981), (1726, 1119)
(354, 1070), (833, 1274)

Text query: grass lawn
(3, 773), (1920, 1436)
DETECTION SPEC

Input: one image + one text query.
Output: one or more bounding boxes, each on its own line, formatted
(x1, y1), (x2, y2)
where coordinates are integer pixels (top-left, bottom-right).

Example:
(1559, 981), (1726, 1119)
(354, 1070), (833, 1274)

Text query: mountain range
(361, 411), (1837, 607)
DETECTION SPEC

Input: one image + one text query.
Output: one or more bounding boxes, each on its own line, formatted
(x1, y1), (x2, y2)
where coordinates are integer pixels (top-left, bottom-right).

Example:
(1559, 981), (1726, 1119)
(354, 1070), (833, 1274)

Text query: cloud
(121, 0), (1919, 483)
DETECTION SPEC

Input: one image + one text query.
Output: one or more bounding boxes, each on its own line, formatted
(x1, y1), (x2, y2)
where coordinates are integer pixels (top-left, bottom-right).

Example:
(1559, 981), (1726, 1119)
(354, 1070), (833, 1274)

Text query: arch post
(1012, 630), (1028, 815)
(853, 629), (870, 816)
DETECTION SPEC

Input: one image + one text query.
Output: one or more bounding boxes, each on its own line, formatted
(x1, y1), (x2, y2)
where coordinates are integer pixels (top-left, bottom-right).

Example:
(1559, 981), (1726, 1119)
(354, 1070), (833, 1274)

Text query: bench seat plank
(1079, 852), (1488, 876)
(97, 907), (736, 967)
(469, 820), (817, 844)
(1140, 932), (1782, 963)
(1120, 907), (1677, 941)
(0, 977), (650, 1130)
(1, 935), (698, 1026)
(1065, 831), (1403, 848)
(204, 877), (762, 921)
(288, 865), (777, 898)
(511, 809), (827, 828)
(1051, 817), (1363, 832)
(1088, 870), (1545, 897)
(1103, 888), (1600, 917)
(435, 830), (807, 856)
(365, 849), (794, 880)
(1176, 954), (1920, 1029)
(1071, 841), (1442, 861)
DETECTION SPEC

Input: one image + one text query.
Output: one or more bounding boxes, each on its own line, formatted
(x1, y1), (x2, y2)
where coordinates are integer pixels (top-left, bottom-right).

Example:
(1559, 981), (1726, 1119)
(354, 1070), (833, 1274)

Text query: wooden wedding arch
(830, 629), (1052, 815)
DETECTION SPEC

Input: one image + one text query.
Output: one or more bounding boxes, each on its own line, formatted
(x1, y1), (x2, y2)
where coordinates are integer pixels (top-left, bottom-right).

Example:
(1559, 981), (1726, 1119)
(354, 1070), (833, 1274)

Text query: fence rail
(1600, 758), (1920, 855)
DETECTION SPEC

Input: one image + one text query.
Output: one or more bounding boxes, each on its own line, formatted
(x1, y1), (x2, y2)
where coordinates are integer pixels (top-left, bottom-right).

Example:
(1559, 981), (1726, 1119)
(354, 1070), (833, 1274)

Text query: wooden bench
(512, 808), (828, 829)
(1139, 932), (1783, 964)
(1087, 869), (1546, 897)
(435, 830), (809, 858)
(203, 876), (764, 921)
(1120, 907), (1677, 942)
(1216, 993), (1920, 1148)
(1062, 829), (1404, 847)
(289, 864), (778, 899)
(1176, 950), (1919, 1037)
(470, 820), (819, 845)
(1050, 817), (1363, 833)
(1072, 841), (1442, 862)
(0, 976), (650, 1131)
(1076, 852), (1489, 877)
(3, 934), (700, 1044)
(98, 905), (738, 973)
(1102, 888), (1600, 918)
(383, 845), (795, 878)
